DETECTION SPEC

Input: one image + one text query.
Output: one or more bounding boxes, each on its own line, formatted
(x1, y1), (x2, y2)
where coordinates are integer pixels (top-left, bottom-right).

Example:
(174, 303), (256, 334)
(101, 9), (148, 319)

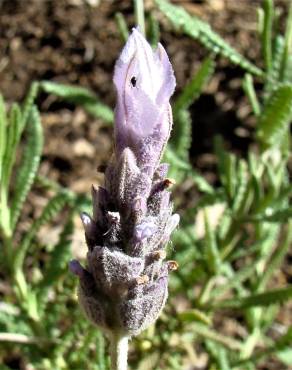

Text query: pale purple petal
(113, 27), (176, 168)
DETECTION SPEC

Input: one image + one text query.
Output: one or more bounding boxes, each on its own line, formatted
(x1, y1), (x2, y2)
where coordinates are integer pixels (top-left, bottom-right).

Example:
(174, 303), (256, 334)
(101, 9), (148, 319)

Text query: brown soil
(0, 1), (290, 369)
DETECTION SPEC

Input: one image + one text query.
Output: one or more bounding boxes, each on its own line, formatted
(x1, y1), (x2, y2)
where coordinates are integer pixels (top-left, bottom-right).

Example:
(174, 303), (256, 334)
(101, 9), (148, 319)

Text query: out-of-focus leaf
(14, 190), (74, 271)
(170, 109), (192, 161)
(37, 217), (74, 305)
(213, 286), (292, 309)
(41, 81), (114, 124)
(204, 210), (220, 275)
(155, 0), (263, 76)
(257, 84), (292, 149)
(178, 309), (211, 325)
(10, 106), (43, 230)
(174, 55), (215, 114)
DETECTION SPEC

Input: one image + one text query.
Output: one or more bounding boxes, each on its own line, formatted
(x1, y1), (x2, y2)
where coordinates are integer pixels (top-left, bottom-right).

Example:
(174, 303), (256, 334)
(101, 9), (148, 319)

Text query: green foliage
(155, 0), (263, 77)
(260, 0), (274, 72)
(1, 1), (292, 369)
(173, 56), (215, 115)
(14, 190), (74, 272)
(167, 56), (215, 183)
(40, 81), (114, 124)
(115, 12), (129, 42)
(0, 90), (88, 368)
(257, 84), (292, 149)
(213, 286), (292, 310)
(10, 106), (44, 230)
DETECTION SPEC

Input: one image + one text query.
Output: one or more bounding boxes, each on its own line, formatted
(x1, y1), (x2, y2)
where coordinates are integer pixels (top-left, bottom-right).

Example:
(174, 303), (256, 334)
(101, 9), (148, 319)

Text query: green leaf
(174, 55), (215, 114)
(252, 207), (292, 222)
(177, 309), (211, 326)
(0, 95), (7, 181)
(148, 13), (160, 47)
(10, 106), (43, 230)
(213, 286), (292, 309)
(215, 137), (237, 203)
(257, 84), (292, 149)
(37, 217), (74, 304)
(206, 341), (232, 370)
(114, 12), (129, 42)
(155, 0), (263, 76)
(203, 210), (220, 275)
(257, 223), (292, 290)
(134, 0), (145, 37)
(40, 81), (114, 124)
(14, 190), (74, 272)
(233, 327), (292, 367)
(208, 258), (261, 300)
(2, 104), (22, 191)
(190, 170), (214, 195)
(279, 2), (292, 81)
(170, 109), (192, 161)
(164, 146), (191, 170)
(21, 81), (39, 131)
(242, 74), (261, 116)
(263, 35), (284, 99)
(277, 348), (292, 366)
(232, 159), (248, 214)
(189, 323), (242, 351)
(261, 0), (274, 72)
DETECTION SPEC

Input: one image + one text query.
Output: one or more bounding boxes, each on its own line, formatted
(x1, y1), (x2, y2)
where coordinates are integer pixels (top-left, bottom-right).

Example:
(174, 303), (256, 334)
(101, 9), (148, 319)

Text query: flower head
(70, 28), (179, 337)
(113, 28), (176, 172)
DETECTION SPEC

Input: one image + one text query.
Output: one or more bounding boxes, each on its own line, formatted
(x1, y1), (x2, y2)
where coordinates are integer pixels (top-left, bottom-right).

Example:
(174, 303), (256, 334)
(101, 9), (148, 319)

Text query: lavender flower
(70, 28), (179, 339)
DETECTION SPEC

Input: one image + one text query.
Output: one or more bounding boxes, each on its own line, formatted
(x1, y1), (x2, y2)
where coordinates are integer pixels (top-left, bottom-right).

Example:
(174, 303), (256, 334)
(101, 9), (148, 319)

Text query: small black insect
(130, 76), (137, 87)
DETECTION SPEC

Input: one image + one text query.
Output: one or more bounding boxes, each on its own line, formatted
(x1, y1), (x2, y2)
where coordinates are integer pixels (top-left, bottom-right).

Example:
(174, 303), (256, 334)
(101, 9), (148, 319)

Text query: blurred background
(0, 0), (291, 369)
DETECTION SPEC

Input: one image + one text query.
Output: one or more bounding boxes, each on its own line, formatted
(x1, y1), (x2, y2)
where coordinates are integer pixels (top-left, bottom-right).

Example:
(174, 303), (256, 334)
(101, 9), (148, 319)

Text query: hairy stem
(110, 334), (128, 370)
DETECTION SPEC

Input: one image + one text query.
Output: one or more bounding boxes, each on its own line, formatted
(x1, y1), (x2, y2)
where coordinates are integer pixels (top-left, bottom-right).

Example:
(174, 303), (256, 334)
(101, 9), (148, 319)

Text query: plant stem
(134, 0), (145, 36)
(110, 334), (128, 370)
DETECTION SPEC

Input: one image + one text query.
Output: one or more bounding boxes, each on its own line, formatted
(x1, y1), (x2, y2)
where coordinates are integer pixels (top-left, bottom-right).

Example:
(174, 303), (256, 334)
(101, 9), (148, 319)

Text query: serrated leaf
(263, 36), (285, 99)
(10, 105), (43, 230)
(174, 55), (215, 114)
(257, 84), (292, 148)
(155, 0), (263, 76)
(21, 82), (39, 130)
(2, 104), (22, 190)
(37, 217), (74, 305)
(41, 81), (114, 124)
(14, 190), (74, 272)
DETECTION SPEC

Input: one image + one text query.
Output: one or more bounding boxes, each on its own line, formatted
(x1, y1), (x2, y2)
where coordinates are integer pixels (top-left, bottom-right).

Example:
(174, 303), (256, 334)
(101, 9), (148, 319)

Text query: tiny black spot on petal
(130, 76), (137, 87)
